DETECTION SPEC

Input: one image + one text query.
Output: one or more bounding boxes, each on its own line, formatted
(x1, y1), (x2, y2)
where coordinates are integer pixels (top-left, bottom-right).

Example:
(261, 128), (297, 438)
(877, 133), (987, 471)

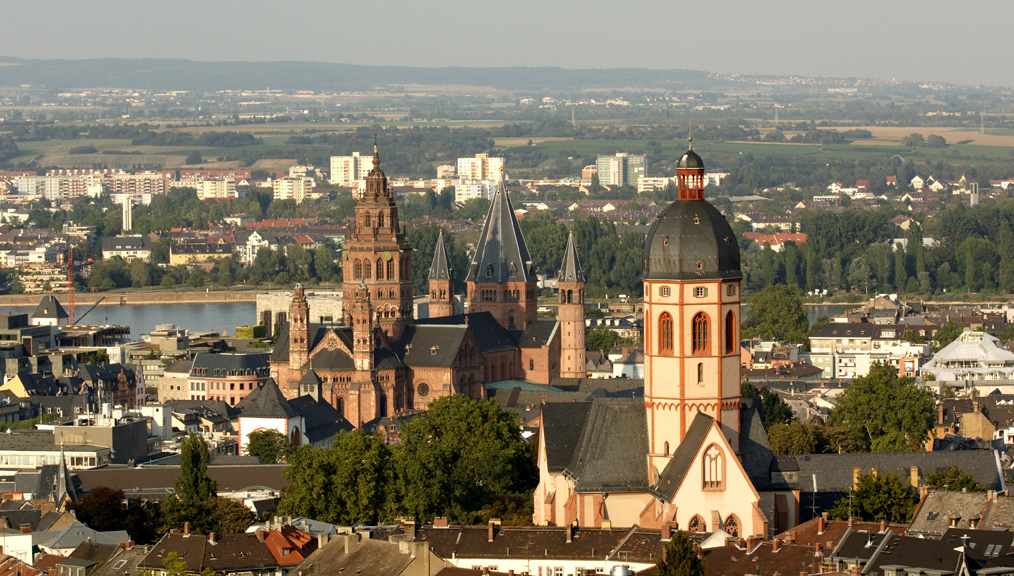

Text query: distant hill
(0, 57), (718, 92)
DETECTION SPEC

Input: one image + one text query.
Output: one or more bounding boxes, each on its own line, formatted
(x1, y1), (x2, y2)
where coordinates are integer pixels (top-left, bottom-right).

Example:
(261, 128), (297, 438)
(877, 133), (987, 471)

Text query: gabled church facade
(534, 146), (799, 538)
(270, 147), (586, 429)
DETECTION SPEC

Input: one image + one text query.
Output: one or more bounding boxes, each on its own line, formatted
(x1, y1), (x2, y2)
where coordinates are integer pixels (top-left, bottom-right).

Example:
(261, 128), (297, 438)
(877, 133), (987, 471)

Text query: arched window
(364, 260), (372, 279)
(659, 312), (674, 355)
(697, 362), (704, 384)
(567, 290), (573, 303)
(692, 312), (709, 354)
(529, 359), (535, 371)
(387, 260), (394, 280)
(289, 427), (301, 446)
(664, 441), (669, 456)
(378, 395), (387, 417)
(509, 314), (516, 329)
(376, 259), (384, 280)
(724, 515), (740, 538)
(364, 212), (372, 228)
(725, 311), (736, 354)
(703, 444), (723, 489)
(378, 212), (385, 228)
(354, 259), (362, 279)
(688, 515), (706, 533)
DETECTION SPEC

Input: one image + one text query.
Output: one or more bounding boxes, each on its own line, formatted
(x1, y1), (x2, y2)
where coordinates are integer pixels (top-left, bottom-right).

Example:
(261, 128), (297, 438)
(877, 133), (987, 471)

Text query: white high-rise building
(457, 154), (504, 182)
(273, 177), (314, 204)
(453, 180), (497, 203)
(329, 152), (374, 187)
(196, 179), (238, 200)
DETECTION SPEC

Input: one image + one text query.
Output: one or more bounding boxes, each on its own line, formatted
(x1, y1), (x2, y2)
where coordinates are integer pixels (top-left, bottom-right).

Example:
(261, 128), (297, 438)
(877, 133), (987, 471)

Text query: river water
(0, 301), (853, 341)
(0, 303), (257, 337)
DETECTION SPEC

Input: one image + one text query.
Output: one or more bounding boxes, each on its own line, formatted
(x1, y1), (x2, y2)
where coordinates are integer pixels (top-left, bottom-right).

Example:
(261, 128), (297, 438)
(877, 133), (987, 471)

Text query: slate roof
(88, 546), (147, 576)
(909, 490), (990, 535)
(271, 324), (353, 364)
(567, 397), (649, 492)
(191, 352), (270, 374)
(414, 312), (517, 354)
(101, 236), (151, 252)
(288, 396), (353, 443)
(810, 323), (876, 339)
(466, 179), (536, 283)
(428, 230), (453, 280)
(74, 465), (288, 496)
(652, 412), (712, 500)
(982, 494), (1014, 530)
(32, 523), (130, 550)
(714, 541), (823, 576)
(236, 378), (299, 419)
(541, 402), (593, 473)
(394, 324), (467, 367)
(642, 197), (741, 281)
(518, 320), (559, 349)
(139, 532), (278, 573)
(790, 450), (1003, 493)
(558, 232), (585, 283)
(32, 295), (68, 321)
(300, 348), (355, 372)
(863, 533), (964, 576)
(739, 398), (776, 487)
(828, 527), (894, 564)
(293, 537), (417, 576)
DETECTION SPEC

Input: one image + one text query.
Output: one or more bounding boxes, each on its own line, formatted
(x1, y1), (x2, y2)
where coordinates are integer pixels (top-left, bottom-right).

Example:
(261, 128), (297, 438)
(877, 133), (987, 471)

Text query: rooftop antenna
(688, 120), (693, 150)
(571, 104), (576, 129)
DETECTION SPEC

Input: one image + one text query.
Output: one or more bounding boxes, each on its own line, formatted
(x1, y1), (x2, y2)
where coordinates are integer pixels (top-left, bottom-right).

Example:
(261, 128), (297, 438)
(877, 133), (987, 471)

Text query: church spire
(429, 231), (453, 281)
(466, 179), (534, 283)
(558, 232), (585, 283)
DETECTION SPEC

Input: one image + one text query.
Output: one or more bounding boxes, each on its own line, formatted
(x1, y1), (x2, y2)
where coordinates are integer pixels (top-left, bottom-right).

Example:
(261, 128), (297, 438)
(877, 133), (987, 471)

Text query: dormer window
(486, 264), (493, 278)
(509, 262), (517, 278)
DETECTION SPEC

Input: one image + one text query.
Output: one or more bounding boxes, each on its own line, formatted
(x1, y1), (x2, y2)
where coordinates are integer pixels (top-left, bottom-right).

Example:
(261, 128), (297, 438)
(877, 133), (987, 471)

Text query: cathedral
(534, 145), (799, 538)
(270, 146), (587, 428)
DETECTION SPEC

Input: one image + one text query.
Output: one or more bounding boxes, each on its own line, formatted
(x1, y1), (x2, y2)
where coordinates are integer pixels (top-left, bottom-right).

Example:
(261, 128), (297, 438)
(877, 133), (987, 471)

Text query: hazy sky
(4, 0), (1012, 87)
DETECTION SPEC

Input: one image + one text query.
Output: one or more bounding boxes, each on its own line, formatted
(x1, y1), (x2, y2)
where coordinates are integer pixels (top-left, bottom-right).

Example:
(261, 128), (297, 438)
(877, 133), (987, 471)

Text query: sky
(3, 0), (1012, 87)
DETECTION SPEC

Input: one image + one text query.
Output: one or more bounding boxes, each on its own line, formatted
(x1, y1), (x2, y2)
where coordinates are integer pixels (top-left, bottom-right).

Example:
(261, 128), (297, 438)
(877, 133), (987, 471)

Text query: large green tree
(69, 486), (163, 544)
(741, 285), (809, 344)
(246, 429), (293, 464)
(277, 430), (399, 525)
(925, 466), (985, 492)
(828, 471), (919, 523)
(398, 395), (536, 523)
(827, 363), (934, 452)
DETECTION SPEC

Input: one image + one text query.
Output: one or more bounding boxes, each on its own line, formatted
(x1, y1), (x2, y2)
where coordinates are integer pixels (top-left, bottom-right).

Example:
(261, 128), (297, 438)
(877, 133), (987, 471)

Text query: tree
(828, 471), (919, 523)
(68, 485), (163, 544)
(925, 466), (986, 492)
(246, 429), (293, 464)
(654, 530), (707, 576)
(767, 421), (818, 455)
(743, 383), (794, 431)
(398, 395), (536, 523)
(933, 320), (963, 353)
(162, 434), (218, 532)
(185, 152), (203, 165)
(162, 553), (217, 576)
(827, 363), (934, 452)
(585, 325), (618, 354)
(741, 285), (809, 344)
(277, 430), (399, 525)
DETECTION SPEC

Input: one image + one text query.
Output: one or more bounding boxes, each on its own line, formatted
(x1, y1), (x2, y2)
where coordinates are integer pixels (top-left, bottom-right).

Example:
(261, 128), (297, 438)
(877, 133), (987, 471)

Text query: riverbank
(0, 290), (259, 308)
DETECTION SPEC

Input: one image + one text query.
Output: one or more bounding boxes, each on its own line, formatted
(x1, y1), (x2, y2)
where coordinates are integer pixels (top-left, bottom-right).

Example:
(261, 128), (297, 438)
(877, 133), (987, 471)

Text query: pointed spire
(55, 443), (76, 505)
(429, 231), (453, 280)
(466, 179), (535, 282)
(558, 232), (585, 283)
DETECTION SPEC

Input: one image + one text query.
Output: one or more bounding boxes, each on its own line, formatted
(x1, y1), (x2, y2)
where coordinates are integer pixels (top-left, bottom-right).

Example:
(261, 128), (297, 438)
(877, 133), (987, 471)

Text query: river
(0, 303), (257, 337)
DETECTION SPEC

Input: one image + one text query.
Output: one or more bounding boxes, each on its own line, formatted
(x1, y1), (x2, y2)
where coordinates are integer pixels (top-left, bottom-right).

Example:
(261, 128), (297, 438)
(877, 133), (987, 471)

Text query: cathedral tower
(641, 145), (743, 466)
(465, 179), (538, 331)
(558, 232), (587, 378)
(428, 231), (455, 319)
(288, 283), (310, 369)
(342, 145), (414, 340)
(351, 282), (375, 372)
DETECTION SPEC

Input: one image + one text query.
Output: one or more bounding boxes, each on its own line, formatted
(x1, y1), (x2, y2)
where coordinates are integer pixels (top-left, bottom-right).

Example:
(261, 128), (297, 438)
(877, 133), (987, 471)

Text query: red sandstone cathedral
(270, 146), (587, 428)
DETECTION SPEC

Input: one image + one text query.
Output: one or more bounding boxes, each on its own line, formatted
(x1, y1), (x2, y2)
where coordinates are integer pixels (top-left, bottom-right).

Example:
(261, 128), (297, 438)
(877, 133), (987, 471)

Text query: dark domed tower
(428, 231), (455, 319)
(641, 145), (743, 464)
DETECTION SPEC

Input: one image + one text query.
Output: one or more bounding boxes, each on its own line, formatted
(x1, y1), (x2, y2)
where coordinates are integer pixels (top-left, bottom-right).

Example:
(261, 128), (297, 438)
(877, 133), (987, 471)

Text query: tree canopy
(654, 530), (707, 576)
(925, 466), (985, 492)
(741, 285), (809, 344)
(828, 471), (919, 523)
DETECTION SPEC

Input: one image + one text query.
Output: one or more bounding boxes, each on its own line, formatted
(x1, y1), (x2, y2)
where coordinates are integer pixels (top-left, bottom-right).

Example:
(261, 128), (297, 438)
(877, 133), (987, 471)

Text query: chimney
(566, 523), (573, 544)
(879, 520), (886, 533)
(870, 468), (878, 478)
(817, 516), (826, 535)
(814, 542), (821, 554)
(772, 539), (782, 552)
(662, 524), (673, 541)
(848, 517), (854, 527)
(785, 533), (794, 545)
(434, 517), (450, 528)
(18, 524), (30, 534)
(256, 530), (265, 542)
(746, 535), (762, 550)
(938, 404), (945, 424)
(208, 533), (216, 545)
(317, 533), (329, 548)
(488, 521), (496, 543)
(853, 468), (861, 490)
(404, 519), (416, 541)
(910, 466), (919, 489)
(183, 522), (190, 536)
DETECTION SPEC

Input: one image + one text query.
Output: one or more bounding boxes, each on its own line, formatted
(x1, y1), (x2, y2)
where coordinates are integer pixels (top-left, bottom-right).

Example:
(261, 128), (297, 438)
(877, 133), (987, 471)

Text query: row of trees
(276, 395), (536, 526)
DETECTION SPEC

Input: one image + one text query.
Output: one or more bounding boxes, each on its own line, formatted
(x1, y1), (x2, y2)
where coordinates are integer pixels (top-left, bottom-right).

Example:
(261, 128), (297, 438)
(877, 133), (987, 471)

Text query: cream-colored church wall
(604, 493), (654, 528)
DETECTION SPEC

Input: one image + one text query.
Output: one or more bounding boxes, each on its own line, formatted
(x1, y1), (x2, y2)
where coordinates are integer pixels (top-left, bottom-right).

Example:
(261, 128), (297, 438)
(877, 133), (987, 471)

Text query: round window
(417, 383), (429, 397)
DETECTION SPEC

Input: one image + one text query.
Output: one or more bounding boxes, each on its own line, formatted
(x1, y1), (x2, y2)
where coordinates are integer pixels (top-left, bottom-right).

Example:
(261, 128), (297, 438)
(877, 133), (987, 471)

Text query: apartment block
(329, 152), (373, 187)
(196, 179), (238, 200)
(457, 154), (504, 182)
(273, 177), (314, 204)
(596, 153), (646, 187)
(453, 180), (496, 202)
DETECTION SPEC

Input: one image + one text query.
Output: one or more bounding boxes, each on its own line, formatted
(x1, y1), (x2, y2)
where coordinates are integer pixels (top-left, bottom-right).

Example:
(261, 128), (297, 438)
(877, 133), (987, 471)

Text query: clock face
(383, 251), (393, 261)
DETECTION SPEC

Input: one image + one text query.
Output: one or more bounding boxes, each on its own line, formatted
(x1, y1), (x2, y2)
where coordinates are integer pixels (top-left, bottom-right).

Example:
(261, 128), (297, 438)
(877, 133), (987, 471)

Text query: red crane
(67, 246), (74, 325)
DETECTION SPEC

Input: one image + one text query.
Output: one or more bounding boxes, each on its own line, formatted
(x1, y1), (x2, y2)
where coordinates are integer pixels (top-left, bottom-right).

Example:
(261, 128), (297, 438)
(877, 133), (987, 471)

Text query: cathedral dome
(677, 148), (705, 169)
(642, 199), (741, 281)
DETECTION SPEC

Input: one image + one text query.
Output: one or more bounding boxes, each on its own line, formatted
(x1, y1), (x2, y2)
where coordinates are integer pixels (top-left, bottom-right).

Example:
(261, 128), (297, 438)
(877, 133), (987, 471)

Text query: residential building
(457, 154), (503, 182)
(101, 236), (152, 262)
(196, 178), (238, 200)
(157, 359), (194, 402)
(596, 153), (646, 187)
(235, 377), (352, 452)
(329, 152), (374, 187)
(169, 243), (233, 266)
(273, 177), (314, 204)
(452, 180), (496, 202)
(188, 352), (271, 405)
(31, 295), (69, 326)
(637, 176), (674, 194)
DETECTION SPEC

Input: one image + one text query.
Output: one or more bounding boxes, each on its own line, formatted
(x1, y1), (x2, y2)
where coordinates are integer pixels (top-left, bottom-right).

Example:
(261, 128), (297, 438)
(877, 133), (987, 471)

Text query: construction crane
(980, 111), (1010, 134)
(67, 247), (74, 325)
(74, 295), (106, 325)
